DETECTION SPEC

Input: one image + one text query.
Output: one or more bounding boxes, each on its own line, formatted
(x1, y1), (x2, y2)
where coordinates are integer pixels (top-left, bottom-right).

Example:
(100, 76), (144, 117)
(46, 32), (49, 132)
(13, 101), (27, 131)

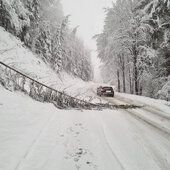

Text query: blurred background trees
(95, 0), (170, 100)
(0, 0), (93, 81)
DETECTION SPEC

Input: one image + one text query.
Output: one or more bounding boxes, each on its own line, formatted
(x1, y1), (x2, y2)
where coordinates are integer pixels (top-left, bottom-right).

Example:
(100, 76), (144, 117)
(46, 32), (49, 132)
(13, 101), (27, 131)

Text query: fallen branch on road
(0, 61), (143, 110)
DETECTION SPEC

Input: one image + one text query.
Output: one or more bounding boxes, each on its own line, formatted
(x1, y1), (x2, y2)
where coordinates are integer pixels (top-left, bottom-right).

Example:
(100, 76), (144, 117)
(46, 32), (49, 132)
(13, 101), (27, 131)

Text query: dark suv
(97, 86), (114, 97)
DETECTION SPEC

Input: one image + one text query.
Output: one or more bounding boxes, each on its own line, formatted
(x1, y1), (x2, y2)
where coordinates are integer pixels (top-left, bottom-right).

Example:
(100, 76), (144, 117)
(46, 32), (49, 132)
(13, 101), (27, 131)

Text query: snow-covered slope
(0, 26), (80, 88)
(0, 26), (101, 103)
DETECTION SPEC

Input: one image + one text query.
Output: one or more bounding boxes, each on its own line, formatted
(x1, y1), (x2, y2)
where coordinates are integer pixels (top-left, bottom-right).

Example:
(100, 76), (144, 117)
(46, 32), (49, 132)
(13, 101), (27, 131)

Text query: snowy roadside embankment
(0, 26), (101, 103)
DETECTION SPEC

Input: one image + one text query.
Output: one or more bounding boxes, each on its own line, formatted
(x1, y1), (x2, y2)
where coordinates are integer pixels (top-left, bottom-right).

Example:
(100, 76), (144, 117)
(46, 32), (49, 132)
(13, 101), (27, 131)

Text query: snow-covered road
(0, 86), (170, 170)
(96, 95), (170, 170)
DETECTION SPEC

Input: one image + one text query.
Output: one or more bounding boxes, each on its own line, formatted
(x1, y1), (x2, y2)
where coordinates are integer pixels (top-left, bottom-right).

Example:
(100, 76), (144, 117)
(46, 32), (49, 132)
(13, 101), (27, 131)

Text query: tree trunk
(134, 59), (138, 95)
(139, 84), (142, 95)
(117, 69), (120, 92)
(133, 45), (138, 95)
(122, 55), (126, 93)
(129, 68), (133, 94)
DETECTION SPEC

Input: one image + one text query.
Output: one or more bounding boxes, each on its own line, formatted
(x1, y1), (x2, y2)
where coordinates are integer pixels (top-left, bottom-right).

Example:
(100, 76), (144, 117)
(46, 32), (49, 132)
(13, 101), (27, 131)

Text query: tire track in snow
(15, 113), (55, 170)
(106, 95), (170, 136)
(112, 96), (170, 169)
(90, 86), (168, 120)
(124, 109), (170, 136)
(116, 95), (170, 119)
(142, 107), (170, 120)
(98, 118), (125, 170)
(99, 96), (170, 170)
(110, 97), (170, 169)
(89, 112), (124, 170)
(89, 87), (170, 169)
(124, 111), (170, 170)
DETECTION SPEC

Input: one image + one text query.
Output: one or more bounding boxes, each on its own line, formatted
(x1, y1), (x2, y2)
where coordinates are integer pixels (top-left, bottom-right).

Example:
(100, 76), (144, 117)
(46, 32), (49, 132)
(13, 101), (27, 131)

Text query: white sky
(61, 0), (114, 82)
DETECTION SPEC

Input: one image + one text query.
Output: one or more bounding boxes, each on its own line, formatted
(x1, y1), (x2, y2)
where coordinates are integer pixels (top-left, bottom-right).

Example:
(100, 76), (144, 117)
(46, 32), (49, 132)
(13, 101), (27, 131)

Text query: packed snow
(1, 85), (170, 170)
(116, 92), (170, 114)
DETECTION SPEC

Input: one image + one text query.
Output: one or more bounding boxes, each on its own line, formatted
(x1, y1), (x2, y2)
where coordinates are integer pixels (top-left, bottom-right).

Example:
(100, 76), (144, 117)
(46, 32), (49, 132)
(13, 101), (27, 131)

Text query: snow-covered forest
(95, 0), (170, 100)
(0, 0), (93, 81)
(1, 0), (170, 100)
(1, 1), (170, 169)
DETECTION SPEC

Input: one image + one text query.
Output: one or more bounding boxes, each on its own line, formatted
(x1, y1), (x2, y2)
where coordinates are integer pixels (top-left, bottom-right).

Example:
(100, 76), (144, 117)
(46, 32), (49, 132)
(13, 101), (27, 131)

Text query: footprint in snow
(86, 161), (98, 170)
(75, 164), (81, 170)
(75, 123), (82, 127)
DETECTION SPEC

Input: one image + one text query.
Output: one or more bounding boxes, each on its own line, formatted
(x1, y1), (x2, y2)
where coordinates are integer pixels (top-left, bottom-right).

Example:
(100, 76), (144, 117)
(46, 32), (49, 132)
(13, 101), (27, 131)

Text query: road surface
(0, 86), (170, 170)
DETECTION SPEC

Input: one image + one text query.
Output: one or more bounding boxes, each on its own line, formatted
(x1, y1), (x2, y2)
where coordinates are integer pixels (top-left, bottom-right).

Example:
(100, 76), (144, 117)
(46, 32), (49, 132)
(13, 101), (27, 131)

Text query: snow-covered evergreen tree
(95, 0), (170, 99)
(0, 0), (93, 81)
(0, 0), (30, 36)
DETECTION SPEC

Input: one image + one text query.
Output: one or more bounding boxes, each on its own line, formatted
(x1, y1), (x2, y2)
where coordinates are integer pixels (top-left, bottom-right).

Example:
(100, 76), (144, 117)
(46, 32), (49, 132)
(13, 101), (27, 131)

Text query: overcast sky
(61, 0), (115, 81)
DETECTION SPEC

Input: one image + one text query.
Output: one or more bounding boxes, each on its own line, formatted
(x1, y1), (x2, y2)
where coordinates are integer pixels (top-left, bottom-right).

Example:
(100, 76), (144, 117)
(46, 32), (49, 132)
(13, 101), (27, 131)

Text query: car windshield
(103, 87), (113, 90)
